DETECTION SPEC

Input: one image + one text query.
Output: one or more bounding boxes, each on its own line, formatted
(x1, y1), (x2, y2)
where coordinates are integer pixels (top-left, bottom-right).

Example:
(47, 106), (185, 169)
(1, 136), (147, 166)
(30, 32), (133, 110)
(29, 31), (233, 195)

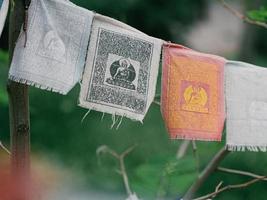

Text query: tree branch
(153, 100), (161, 106)
(121, 144), (137, 158)
(219, 0), (267, 29)
(218, 167), (267, 181)
(193, 176), (267, 200)
(0, 141), (11, 155)
(97, 145), (137, 196)
(191, 141), (200, 173)
(8, 1), (31, 199)
(176, 141), (191, 159)
(183, 147), (230, 200)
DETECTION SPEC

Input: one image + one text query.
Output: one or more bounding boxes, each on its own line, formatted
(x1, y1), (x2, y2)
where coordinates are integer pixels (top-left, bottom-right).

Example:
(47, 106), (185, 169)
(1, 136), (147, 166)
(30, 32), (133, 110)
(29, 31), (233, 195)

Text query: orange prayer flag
(161, 43), (226, 141)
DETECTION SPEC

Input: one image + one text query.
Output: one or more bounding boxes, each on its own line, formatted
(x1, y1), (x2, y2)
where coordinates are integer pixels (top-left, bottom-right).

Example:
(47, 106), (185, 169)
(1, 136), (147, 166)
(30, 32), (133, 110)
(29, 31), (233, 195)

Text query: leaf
(0, 87), (8, 105)
(132, 156), (197, 197)
(247, 7), (267, 22)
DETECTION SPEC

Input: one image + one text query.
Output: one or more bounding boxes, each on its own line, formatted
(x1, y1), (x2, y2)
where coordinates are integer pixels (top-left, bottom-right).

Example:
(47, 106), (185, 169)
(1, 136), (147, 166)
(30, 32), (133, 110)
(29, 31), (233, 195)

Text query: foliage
(72, 0), (207, 41)
(247, 7), (267, 22)
(0, 50), (8, 105)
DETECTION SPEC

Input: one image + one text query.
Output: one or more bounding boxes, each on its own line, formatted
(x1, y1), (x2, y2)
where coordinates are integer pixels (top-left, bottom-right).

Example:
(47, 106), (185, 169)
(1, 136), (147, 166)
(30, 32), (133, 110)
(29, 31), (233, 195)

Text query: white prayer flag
(9, 0), (94, 94)
(79, 14), (163, 122)
(0, 0), (9, 37)
(226, 61), (267, 152)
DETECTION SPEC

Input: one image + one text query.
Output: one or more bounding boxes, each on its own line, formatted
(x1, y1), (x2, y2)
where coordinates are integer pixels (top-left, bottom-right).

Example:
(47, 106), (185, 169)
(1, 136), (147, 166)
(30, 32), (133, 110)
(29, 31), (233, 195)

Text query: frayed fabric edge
(171, 135), (222, 142)
(9, 75), (69, 95)
(227, 144), (267, 152)
(80, 109), (125, 129)
(78, 102), (144, 124)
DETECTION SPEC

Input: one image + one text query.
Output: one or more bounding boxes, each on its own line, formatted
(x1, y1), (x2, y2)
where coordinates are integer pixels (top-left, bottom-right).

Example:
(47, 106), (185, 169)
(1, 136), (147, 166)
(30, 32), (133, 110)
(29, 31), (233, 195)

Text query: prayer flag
(226, 61), (267, 152)
(0, 0), (8, 37)
(9, 0), (94, 94)
(79, 14), (163, 122)
(161, 43), (225, 141)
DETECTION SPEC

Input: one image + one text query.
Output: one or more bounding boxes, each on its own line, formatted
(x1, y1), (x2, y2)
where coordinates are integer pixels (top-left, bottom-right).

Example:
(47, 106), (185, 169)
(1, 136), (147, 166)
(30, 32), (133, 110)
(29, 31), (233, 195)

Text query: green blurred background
(1, 0), (267, 199)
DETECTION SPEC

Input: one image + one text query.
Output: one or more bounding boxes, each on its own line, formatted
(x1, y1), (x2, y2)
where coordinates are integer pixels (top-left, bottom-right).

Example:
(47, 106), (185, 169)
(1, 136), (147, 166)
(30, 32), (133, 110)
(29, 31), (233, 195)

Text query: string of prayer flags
(226, 61), (267, 152)
(161, 43), (226, 141)
(79, 14), (163, 122)
(5, 0), (267, 151)
(9, 0), (94, 94)
(0, 0), (9, 37)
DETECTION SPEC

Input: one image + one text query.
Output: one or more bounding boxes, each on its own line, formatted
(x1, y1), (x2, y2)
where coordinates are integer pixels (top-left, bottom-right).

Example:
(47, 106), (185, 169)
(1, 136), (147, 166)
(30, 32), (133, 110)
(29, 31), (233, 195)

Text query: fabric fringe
(101, 112), (105, 121)
(78, 102), (143, 123)
(116, 116), (123, 130)
(227, 144), (267, 152)
(81, 109), (91, 124)
(9, 75), (67, 95)
(79, 105), (135, 129)
(110, 115), (124, 129)
(173, 135), (221, 142)
(110, 114), (118, 129)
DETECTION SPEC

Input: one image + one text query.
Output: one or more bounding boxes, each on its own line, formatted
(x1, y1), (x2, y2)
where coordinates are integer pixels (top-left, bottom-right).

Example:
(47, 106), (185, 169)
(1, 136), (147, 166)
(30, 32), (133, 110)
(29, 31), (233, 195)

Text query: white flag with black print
(79, 14), (163, 122)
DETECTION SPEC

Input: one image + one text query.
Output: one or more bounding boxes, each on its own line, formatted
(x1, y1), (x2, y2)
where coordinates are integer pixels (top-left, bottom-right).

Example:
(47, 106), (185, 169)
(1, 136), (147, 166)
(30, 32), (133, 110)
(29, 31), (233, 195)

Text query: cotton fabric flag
(9, 0), (94, 94)
(79, 14), (163, 122)
(0, 0), (9, 37)
(161, 43), (225, 141)
(226, 61), (267, 152)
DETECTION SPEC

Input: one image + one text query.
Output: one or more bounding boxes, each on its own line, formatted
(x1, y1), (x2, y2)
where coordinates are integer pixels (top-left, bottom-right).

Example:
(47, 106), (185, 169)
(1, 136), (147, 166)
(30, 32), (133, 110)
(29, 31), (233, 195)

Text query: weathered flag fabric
(226, 61), (267, 152)
(9, 0), (94, 94)
(79, 14), (163, 122)
(0, 0), (9, 37)
(161, 43), (225, 141)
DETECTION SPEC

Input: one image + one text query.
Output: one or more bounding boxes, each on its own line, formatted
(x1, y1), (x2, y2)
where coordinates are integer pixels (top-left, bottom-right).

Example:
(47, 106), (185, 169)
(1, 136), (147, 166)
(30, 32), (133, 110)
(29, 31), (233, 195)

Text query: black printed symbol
(106, 58), (136, 90)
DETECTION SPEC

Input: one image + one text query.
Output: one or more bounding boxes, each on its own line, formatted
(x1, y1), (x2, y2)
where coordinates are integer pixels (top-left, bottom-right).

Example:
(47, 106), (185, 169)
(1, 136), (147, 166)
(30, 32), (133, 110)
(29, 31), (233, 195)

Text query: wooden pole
(8, 0), (31, 199)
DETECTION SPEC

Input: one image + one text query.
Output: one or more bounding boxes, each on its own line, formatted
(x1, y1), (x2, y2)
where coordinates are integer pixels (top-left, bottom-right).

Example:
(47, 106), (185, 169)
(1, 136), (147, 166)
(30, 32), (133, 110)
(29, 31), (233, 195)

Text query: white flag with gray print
(226, 61), (267, 152)
(79, 14), (163, 122)
(9, 0), (94, 94)
(0, 0), (9, 37)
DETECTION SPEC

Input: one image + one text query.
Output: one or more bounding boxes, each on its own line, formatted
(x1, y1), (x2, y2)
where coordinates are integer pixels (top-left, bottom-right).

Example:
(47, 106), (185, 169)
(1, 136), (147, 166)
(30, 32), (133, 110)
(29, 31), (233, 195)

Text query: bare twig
(183, 147), (230, 200)
(215, 181), (223, 193)
(156, 141), (189, 200)
(193, 176), (267, 200)
(120, 145), (138, 196)
(97, 144), (137, 196)
(121, 145), (137, 158)
(219, 0), (267, 29)
(0, 141), (11, 155)
(153, 94), (161, 106)
(153, 100), (161, 106)
(192, 141), (200, 173)
(176, 141), (190, 159)
(156, 173), (168, 200)
(218, 167), (267, 181)
(10, 0), (15, 11)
